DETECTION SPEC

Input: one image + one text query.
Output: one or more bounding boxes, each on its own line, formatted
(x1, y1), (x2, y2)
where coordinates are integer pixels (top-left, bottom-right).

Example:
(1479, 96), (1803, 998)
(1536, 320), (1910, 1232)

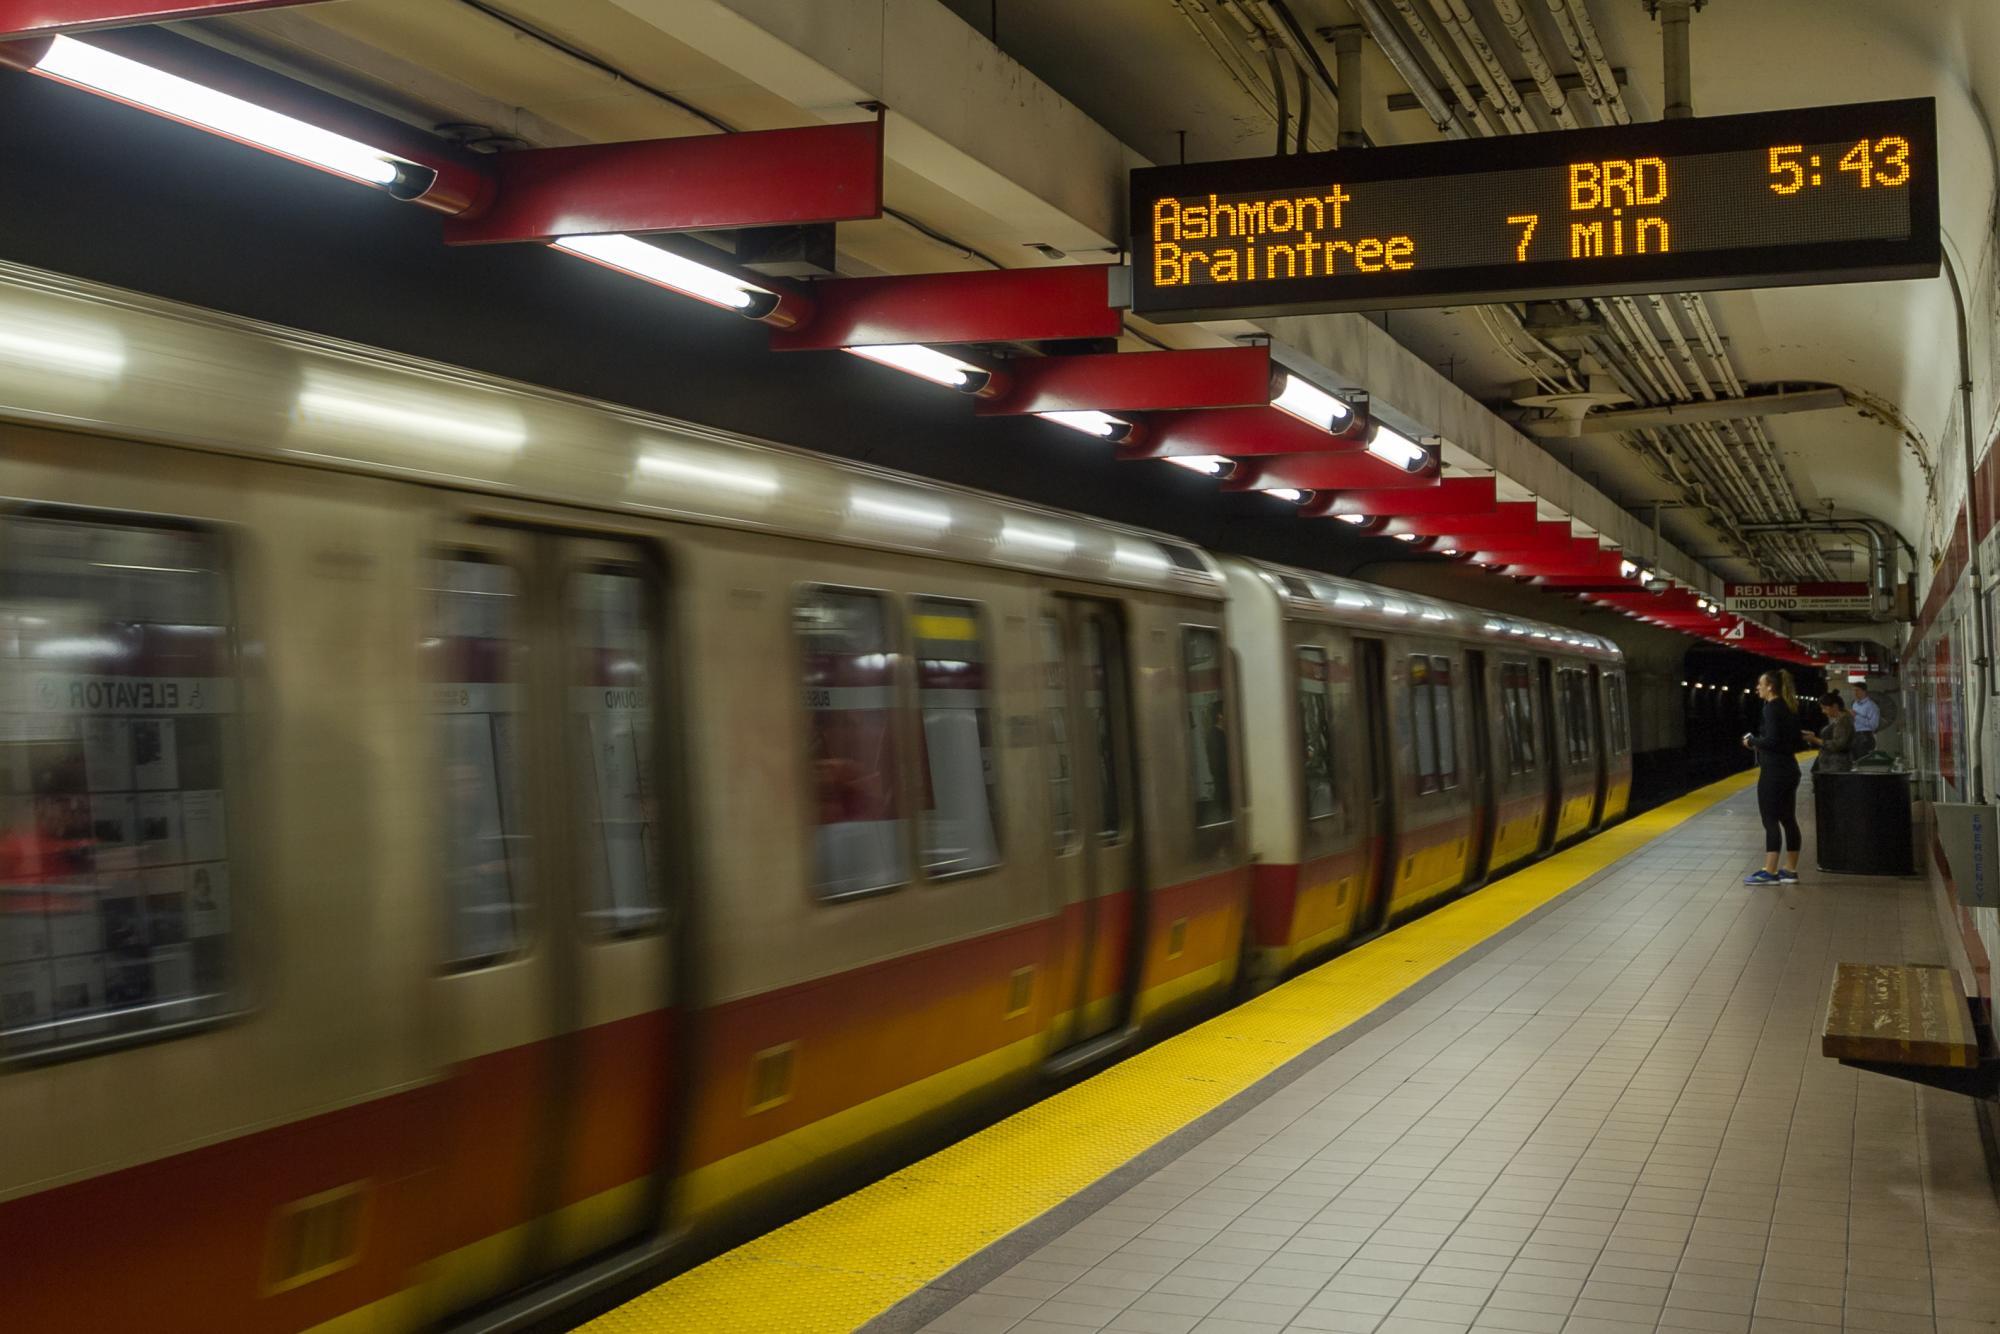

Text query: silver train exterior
(0, 261), (1629, 1333)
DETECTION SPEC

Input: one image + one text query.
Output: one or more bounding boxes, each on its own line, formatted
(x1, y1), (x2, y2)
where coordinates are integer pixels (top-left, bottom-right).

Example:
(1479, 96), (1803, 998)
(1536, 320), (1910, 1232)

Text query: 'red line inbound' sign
(1129, 99), (1937, 321)
(1723, 581), (1872, 612)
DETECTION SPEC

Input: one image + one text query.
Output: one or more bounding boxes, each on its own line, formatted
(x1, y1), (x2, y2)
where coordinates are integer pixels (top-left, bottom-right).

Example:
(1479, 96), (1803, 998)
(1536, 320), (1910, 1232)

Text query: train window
(798, 588), (908, 898)
(1039, 618), (1077, 851)
(1431, 656), (1459, 790)
(1297, 647), (1336, 821)
(1409, 656), (1440, 794)
(1607, 674), (1631, 755)
(0, 512), (238, 1056)
(1561, 669), (1594, 765)
(1500, 660), (1536, 774)
(1183, 627), (1232, 828)
(569, 566), (663, 935)
(429, 555), (529, 965)
(913, 598), (1000, 878)
(1082, 617), (1122, 837)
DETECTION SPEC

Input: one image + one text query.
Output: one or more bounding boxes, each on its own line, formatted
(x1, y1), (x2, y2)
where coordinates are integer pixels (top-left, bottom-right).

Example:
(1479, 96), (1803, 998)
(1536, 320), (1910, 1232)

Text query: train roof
(0, 261), (1224, 602)
(1230, 557), (1624, 662)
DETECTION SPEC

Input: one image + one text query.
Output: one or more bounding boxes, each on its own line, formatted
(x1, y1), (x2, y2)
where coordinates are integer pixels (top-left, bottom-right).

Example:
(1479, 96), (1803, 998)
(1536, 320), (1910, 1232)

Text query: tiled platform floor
(908, 789), (2000, 1334)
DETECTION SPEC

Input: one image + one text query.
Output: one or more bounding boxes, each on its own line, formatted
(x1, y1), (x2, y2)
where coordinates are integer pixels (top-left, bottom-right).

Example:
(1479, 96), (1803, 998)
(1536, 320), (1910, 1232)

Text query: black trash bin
(1813, 770), (1914, 874)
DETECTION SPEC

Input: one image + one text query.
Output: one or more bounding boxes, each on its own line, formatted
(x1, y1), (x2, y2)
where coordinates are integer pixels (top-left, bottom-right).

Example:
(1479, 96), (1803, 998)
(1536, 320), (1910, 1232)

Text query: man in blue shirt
(1850, 682), (1880, 757)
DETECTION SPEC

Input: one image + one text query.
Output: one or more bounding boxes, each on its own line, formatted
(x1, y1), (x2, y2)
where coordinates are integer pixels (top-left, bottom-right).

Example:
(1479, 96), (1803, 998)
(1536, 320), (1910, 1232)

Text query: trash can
(1814, 769), (1915, 874)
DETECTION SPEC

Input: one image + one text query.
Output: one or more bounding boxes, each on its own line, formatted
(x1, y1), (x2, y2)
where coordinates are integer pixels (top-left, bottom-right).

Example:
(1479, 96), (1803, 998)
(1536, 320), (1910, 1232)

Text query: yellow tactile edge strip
(585, 768), (1760, 1333)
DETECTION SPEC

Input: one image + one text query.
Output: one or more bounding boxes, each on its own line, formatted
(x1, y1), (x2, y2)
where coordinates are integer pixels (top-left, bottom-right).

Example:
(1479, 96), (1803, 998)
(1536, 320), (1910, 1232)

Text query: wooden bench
(1823, 963), (1996, 1095)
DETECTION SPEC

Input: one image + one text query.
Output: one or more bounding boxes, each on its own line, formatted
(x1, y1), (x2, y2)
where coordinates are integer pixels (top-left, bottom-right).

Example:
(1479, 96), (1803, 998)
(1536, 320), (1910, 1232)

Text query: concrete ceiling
(182, 0), (2000, 613)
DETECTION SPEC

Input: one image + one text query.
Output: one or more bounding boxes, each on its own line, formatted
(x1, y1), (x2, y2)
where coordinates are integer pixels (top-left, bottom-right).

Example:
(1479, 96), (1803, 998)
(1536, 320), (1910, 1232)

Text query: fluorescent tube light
(1270, 372), (1354, 433)
(1262, 488), (1305, 502)
(1394, 532), (1421, 542)
(1365, 423), (1429, 472)
(553, 233), (777, 315)
(850, 491), (951, 529)
(35, 37), (421, 193)
(1335, 513), (1371, 526)
(846, 343), (992, 393)
(635, 451), (779, 497)
(1037, 409), (1134, 441)
(1166, 455), (1230, 475)
(296, 373), (527, 452)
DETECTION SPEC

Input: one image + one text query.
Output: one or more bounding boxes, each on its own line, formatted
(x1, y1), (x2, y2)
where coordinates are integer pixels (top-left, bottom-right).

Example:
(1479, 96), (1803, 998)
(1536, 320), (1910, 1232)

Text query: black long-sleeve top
(1750, 699), (1802, 771)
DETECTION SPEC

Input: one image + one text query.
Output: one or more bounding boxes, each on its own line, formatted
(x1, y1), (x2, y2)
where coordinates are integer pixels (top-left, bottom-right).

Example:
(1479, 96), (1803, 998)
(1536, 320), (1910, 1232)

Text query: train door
(425, 526), (677, 1317)
(1464, 650), (1495, 881)
(1587, 665), (1610, 827)
(1354, 637), (1395, 932)
(1044, 597), (1141, 1063)
(1535, 658), (1562, 852)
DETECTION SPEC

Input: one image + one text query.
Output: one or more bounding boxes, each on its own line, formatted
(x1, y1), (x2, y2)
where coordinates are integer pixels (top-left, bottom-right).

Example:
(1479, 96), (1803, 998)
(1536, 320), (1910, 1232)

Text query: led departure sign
(1129, 99), (1938, 320)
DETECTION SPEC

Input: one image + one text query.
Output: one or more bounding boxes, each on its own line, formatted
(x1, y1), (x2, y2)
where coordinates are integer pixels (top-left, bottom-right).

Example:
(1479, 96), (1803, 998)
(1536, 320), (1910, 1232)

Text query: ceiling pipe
(1653, 0), (1696, 120)
(1490, 0), (1578, 129)
(1330, 25), (1368, 147)
(1737, 520), (1900, 607)
(1422, 0), (1535, 133)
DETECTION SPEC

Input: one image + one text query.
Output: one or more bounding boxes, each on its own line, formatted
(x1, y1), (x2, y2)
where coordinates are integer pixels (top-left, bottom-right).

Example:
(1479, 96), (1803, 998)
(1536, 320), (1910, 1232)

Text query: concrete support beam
(1521, 386), (1849, 437)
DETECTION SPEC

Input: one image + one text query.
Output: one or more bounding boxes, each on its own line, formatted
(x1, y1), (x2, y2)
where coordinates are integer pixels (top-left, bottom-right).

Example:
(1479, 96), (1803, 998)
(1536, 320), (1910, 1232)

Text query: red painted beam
(1222, 452), (1435, 492)
(1462, 522), (1576, 558)
(976, 346), (1271, 416)
(1380, 501), (1539, 538)
(769, 265), (1121, 349)
(1122, 405), (1364, 460)
(1306, 477), (1494, 518)
(0, 0), (321, 37)
(443, 121), (884, 244)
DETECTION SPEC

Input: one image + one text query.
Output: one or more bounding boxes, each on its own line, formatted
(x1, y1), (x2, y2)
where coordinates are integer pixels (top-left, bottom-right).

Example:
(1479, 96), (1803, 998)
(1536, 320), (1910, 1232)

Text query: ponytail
(1760, 669), (1799, 714)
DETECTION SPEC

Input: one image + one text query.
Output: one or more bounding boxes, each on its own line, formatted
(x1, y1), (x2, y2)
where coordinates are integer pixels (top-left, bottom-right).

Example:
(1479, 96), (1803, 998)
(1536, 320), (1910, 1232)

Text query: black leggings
(1757, 765), (1802, 854)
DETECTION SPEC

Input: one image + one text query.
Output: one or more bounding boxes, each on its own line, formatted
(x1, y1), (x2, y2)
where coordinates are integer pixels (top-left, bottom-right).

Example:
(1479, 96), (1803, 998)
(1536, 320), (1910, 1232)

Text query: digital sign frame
(1129, 99), (1939, 321)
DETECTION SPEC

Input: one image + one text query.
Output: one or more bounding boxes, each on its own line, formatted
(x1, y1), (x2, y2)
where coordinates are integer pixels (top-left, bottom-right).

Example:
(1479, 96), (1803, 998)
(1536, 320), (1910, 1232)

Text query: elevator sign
(1129, 98), (1937, 320)
(1723, 581), (1872, 612)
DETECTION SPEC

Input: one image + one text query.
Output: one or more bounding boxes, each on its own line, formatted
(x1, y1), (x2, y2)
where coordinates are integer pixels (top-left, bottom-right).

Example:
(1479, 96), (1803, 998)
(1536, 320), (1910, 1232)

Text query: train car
(0, 259), (1632, 1333)
(0, 262), (1252, 1333)
(1224, 558), (1628, 982)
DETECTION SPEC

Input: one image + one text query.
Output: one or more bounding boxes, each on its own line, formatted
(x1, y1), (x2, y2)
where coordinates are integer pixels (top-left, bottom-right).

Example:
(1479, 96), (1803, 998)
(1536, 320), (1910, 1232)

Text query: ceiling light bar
(1335, 513), (1372, 526)
(1262, 487), (1306, 502)
(1037, 409), (1137, 443)
(552, 233), (780, 317)
(846, 343), (993, 394)
(29, 37), (433, 197)
(1167, 454), (1231, 476)
(1270, 371), (1355, 433)
(1364, 423), (1430, 473)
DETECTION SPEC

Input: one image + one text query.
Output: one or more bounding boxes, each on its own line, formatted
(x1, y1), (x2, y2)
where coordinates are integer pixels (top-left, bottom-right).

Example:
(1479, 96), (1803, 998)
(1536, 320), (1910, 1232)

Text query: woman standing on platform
(1743, 669), (1803, 884)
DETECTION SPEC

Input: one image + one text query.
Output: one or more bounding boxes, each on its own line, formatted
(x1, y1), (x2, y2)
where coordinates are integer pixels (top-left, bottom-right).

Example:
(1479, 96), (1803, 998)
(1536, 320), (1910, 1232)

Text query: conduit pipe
(1386, 0), (1499, 136)
(1562, 0), (1628, 124)
(1348, 0), (1466, 136)
(1491, 0), (1578, 129)
(1425, 0), (1535, 133)
(1946, 248), (1991, 802)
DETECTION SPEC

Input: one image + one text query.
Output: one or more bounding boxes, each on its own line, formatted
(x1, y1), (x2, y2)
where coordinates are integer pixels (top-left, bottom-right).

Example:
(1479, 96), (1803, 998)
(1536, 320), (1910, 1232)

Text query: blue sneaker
(1778, 869), (1799, 883)
(1743, 870), (1779, 885)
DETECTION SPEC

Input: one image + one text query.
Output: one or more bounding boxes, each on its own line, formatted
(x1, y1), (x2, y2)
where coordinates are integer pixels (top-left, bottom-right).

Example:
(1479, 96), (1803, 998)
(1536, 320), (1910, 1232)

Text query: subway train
(0, 261), (1630, 1334)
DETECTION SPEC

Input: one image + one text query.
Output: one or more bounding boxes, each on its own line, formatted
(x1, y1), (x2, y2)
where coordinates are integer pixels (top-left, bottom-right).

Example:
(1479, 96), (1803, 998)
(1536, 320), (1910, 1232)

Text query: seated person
(1804, 693), (1856, 774)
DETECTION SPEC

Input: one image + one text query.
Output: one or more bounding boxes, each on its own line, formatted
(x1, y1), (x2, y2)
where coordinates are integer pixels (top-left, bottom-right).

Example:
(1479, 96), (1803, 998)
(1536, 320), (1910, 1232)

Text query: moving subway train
(0, 262), (1630, 1333)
